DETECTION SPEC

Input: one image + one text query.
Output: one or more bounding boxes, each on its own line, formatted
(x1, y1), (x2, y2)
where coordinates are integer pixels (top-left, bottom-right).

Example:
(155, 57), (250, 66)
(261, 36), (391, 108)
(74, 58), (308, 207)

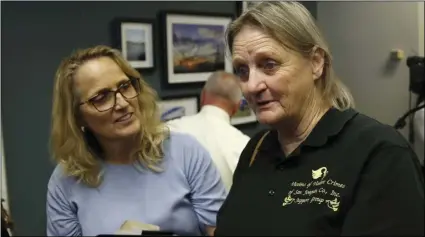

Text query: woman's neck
(277, 92), (330, 156)
(98, 136), (138, 164)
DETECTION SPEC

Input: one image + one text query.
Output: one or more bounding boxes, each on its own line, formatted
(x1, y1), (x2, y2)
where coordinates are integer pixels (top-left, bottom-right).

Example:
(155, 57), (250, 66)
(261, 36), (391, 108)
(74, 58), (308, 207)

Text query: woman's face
(232, 25), (324, 126)
(74, 57), (141, 140)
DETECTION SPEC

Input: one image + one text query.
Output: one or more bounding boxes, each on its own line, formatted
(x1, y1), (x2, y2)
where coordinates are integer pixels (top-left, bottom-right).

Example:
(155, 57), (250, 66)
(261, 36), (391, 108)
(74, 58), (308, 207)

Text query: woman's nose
(245, 70), (267, 94)
(114, 93), (130, 109)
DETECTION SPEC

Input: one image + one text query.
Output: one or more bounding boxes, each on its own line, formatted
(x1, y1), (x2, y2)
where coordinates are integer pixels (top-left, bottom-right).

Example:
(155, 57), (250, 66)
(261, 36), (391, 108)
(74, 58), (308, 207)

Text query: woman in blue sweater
(46, 45), (226, 236)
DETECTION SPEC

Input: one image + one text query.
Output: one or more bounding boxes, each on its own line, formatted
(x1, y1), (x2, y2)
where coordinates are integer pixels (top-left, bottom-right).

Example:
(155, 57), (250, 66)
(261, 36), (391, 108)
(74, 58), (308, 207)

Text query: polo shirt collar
(303, 107), (358, 147)
(259, 107), (358, 153)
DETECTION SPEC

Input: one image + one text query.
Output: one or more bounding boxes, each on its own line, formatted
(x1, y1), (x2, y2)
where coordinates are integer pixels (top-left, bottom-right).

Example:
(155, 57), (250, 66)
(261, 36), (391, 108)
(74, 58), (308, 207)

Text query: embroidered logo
(281, 167), (345, 212)
(312, 167), (328, 180)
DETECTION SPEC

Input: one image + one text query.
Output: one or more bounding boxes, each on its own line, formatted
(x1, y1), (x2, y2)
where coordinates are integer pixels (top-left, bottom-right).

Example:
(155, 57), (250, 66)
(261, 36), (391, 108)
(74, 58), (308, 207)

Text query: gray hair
(226, 1), (355, 110)
(203, 71), (242, 104)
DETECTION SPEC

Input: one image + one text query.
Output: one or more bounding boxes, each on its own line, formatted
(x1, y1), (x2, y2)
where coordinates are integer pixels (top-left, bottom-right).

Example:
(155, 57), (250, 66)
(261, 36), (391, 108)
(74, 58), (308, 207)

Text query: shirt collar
(303, 107), (358, 147)
(260, 107), (359, 153)
(199, 105), (231, 123)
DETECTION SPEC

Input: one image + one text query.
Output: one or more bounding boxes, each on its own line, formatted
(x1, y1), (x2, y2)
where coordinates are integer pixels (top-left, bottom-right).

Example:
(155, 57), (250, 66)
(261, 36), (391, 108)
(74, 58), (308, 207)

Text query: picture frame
(231, 96), (257, 126)
(157, 95), (200, 122)
(160, 11), (234, 87)
(236, 1), (257, 16)
(110, 18), (155, 69)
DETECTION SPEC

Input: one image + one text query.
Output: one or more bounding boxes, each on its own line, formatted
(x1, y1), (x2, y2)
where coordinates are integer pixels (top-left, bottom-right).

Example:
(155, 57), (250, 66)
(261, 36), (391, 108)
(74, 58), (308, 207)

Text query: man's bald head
(203, 71), (242, 104)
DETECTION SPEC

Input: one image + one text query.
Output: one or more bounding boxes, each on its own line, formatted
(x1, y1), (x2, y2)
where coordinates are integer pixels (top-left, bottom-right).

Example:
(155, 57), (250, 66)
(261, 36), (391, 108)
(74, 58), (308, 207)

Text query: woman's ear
(75, 112), (87, 130)
(310, 46), (325, 80)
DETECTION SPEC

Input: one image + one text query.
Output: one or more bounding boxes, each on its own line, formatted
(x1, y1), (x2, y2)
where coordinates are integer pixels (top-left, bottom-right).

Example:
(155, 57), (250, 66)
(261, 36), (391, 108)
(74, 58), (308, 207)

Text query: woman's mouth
(257, 100), (273, 108)
(115, 113), (133, 123)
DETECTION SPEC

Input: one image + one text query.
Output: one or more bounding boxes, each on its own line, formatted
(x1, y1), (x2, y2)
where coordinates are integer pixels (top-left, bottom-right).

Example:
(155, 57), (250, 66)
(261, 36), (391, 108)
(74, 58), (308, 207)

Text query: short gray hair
(226, 1), (355, 110)
(203, 71), (242, 104)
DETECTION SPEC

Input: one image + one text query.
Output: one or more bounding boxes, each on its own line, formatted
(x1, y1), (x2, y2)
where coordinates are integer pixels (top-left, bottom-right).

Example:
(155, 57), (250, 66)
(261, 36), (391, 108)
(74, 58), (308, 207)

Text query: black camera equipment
(406, 56), (424, 97)
(394, 56), (424, 143)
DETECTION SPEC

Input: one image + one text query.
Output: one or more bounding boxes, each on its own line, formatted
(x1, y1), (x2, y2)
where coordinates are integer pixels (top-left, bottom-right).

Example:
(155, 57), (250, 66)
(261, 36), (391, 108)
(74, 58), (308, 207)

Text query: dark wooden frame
(236, 1), (245, 16)
(110, 17), (156, 70)
(236, 1), (256, 16)
(158, 10), (235, 89)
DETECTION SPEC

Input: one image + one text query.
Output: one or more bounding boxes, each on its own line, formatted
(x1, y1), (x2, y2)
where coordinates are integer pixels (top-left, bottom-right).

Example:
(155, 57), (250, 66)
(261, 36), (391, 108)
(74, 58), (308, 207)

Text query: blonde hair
(50, 45), (168, 187)
(226, 1), (355, 110)
(204, 71), (242, 104)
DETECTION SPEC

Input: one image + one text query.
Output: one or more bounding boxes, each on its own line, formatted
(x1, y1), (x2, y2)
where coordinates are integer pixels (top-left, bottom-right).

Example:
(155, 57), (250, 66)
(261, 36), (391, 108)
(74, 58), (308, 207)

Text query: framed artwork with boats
(159, 11), (234, 87)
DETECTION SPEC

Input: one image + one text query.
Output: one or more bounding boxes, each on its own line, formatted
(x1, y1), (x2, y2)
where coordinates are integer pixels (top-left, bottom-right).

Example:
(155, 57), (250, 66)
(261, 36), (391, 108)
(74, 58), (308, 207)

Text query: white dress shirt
(167, 105), (250, 191)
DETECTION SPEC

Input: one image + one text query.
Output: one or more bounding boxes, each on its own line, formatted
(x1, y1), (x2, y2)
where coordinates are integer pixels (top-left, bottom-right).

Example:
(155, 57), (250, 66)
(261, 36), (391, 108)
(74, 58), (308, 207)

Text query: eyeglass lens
(90, 79), (140, 112)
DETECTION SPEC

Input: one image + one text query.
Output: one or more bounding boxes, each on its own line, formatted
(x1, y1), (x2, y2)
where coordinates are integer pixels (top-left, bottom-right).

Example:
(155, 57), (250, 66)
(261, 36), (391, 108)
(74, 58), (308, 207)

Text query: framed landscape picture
(231, 96), (257, 126)
(111, 18), (154, 69)
(157, 95), (199, 122)
(160, 11), (234, 86)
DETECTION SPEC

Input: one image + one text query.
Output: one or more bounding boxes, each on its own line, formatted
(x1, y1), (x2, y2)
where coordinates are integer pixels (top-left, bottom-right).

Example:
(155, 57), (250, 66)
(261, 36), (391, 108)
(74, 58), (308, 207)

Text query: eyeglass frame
(78, 77), (141, 112)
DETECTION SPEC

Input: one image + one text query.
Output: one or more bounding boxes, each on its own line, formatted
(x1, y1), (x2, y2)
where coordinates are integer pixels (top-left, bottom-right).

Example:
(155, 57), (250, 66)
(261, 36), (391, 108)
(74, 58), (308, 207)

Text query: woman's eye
(121, 82), (131, 89)
(235, 65), (249, 78)
(92, 93), (107, 102)
(263, 59), (277, 70)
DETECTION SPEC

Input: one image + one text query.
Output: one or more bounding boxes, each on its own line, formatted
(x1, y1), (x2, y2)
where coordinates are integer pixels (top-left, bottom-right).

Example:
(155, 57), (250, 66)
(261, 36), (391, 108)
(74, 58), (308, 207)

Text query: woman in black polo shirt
(215, 2), (424, 236)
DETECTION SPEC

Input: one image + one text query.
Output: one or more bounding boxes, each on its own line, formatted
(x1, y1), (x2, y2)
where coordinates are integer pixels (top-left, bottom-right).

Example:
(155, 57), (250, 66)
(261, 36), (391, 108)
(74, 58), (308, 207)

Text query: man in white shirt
(167, 71), (250, 191)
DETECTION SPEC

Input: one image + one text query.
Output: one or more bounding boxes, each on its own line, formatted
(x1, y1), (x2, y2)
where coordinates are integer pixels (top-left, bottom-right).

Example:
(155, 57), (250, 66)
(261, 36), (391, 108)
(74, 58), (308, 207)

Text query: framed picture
(231, 96), (257, 126)
(111, 18), (155, 69)
(236, 1), (257, 16)
(160, 11), (234, 86)
(157, 95), (199, 122)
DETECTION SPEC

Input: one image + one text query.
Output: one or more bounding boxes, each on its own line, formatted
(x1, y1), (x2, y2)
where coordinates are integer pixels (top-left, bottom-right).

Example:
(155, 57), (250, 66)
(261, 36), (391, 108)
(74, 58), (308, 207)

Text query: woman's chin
(115, 122), (141, 138)
(256, 111), (283, 126)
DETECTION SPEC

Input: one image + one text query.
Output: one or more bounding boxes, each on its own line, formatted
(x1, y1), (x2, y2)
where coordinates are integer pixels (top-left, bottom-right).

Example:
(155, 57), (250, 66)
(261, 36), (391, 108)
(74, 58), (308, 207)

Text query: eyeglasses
(79, 77), (141, 112)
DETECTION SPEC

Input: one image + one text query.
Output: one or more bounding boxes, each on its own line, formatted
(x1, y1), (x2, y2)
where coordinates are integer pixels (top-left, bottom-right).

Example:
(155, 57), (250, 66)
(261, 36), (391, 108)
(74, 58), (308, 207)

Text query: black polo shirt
(215, 108), (424, 236)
